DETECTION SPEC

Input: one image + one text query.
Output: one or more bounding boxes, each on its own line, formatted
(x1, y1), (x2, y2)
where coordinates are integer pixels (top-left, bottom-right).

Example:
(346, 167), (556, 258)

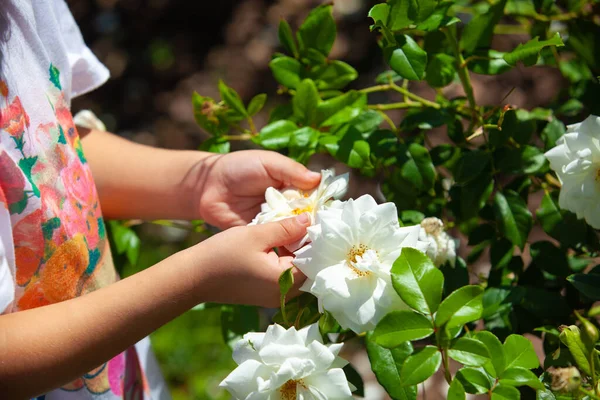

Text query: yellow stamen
(347, 244), (371, 277)
(292, 206), (313, 215)
(280, 380), (306, 400)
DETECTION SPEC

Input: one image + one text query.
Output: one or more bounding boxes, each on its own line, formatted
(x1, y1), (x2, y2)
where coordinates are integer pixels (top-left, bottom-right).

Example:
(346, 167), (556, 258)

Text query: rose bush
(187, 1), (600, 399)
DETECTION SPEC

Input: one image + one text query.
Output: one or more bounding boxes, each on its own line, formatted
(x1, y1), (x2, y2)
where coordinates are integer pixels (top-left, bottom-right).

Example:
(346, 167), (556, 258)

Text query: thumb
(256, 213), (311, 248)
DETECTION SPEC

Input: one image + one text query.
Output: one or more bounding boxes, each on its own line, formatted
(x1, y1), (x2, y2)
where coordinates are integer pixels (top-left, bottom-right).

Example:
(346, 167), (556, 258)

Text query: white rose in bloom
(250, 169), (349, 250)
(220, 323), (354, 400)
(419, 217), (457, 268)
(294, 195), (429, 334)
(545, 115), (600, 229)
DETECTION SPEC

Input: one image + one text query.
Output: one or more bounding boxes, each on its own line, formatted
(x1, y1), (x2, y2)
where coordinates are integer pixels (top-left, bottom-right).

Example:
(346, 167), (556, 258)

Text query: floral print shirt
(0, 1), (168, 399)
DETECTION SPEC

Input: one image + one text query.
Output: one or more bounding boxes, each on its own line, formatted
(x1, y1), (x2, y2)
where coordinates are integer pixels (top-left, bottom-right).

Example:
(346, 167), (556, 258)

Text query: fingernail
(296, 212), (311, 225)
(307, 170), (321, 180)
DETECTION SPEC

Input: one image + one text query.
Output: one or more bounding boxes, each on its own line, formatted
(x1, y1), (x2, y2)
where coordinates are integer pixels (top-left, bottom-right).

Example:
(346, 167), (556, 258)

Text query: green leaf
(386, 35), (427, 81)
(426, 54), (456, 88)
(559, 325), (594, 376)
(366, 334), (417, 400)
(474, 331), (506, 377)
(316, 91), (366, 127)
(293, 79), (320, 125)
(391, 247), (444, 315)
(401, 143), (437, 191)
(453, 150), (490, 185)
(199, 137), (231, 154)
(416, 2), (460, 31)
(400, 346), (442, 386)
(491, 384), (521, 400)
(376, 70), (402, 84)
(221, 305), (260, 348)
(500, 367), (545, 390)
(318, 310), (339, 335)
(495, 146), (546, 175)
(407, 0), (437, 23)
(500, 109), (537, 145)
(503, 334), (540, 370)
(540, 119), (566, 150)
(435, 285), (484, 329)
(108, 221), (140, 266)
(270, 56), (303, 89)
(448, 337), (492, 367)
(278, 19), (298, 58)
(218, 80), (247, 117)
(256, 120), (298, 150)
(503, 33), (564, 66)
(448, 378), (466, 400)
(387, 0), (413, 30)
(297, 4), (336, 57)
(368, 3), (390, 25)
(336, 128), (372, 169)
(456, 367), (493, 394)
(493, 191), (533, 250)
(468, 50), (513, 75)
(567, 273), (600, 300)
(279, 268), (294, 296)
(461, 0), (508, 53)
(343, 363), (365, 397)
(530, 241), (570, 277)
(192, 92), (230, 136)
(536, 192), (562, 236)
(373, 311), (434, 348)
(247, 94), (267, 116)
(310, 61), (359, 90)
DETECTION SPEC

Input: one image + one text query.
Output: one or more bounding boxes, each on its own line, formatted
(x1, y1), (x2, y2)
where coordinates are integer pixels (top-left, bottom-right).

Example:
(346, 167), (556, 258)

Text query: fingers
(255, 213), (311, 249)
(262, 152), (321, 190)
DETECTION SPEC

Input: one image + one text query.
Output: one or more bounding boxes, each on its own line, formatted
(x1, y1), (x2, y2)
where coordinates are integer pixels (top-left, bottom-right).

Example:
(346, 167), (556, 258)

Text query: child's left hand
(196, 150), (321, 229)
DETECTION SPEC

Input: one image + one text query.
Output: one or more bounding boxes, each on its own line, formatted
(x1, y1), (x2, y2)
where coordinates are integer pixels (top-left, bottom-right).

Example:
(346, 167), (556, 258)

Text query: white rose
(418, 217), (457, 267)
(220, 323), (354, 400)
(545, 115), (600, 229)
(250, 169), (349, 251)
(293, 194), (429, 334)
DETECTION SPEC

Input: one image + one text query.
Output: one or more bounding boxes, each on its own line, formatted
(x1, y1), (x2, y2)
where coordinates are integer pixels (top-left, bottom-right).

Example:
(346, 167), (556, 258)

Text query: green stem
(223, 133), (253, 141)
(361, 83), (440, 109)
(280, 295), (289, 327)
(377, 110), (398, 132)
(581, 387), (600, 400)
(368, 102), (423, 111)
(247, 116), (257, 135)
(443, 28), (477, 115)
(591, 349), (598, 396)
(442, 349), (452, 384)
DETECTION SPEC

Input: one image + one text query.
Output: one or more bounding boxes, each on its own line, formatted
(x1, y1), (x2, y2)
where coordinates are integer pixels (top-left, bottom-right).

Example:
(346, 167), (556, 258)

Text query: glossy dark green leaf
(448, 337), (492, 367)
(503, 33), (564, 66)
(491, 384), (521, 400)
(218, 80), (247, 117)
(493, 191), (533, 250)
(386, 35), (427, 81)
(221, 305), (260, 348)
(343, 363), (365, 397)
(297, 4), (336, 57)
(500, 109), (537, 145)
(447, 378), (466, 400)
(400, 346), (442, 386)
(456, 367), (493, 394)
(366, 334), (417, 400)
(247, 93), (267, 116)
(310, 60), (359, 90)
(278, 19), (298, 58)
(293, 79), (320, 125)
(416, 2), (460, 31)
(567, 273), (600, 300)
(503, 334), (540, 370)
(401, 143), (437, 191)
(270, 56), (303, 89)
(373, 311), (434, 348)
(316, 91), (366, 127)
(426, 53), (456, 88)
(453, 150), (490, 185)
(336, 128), (372, 169)
(368, 3), (390, 25)
(529, 241), (570, 277)
(435, 285), (484, 329)
(495, 146), (546, 175)
(387, 0), (413, 30)
(391, 247), (444, 315)
(500, 367), (545, 390)
(474, 331), (506, 377)
(540, 119), (565, 150)
(536, 192), (561, 236)
(256, 120), (298, 150)
(460, 0), (508, 53)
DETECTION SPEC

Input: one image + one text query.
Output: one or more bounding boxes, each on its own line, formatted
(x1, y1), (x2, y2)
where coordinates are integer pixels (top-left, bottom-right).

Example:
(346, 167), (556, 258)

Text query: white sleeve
(52, 0), (110, 98)
(0, 195), (16, 315)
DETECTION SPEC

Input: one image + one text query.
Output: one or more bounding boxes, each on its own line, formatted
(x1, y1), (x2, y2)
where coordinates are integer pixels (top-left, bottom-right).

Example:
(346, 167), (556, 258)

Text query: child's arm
(78, 128), (320, 225)
(0, 215), (310, 399)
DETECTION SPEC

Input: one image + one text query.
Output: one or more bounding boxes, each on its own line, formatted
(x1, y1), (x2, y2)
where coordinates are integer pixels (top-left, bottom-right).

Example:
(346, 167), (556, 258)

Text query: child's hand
(187, 213), (311, 307)
(196, 150), (321, 229)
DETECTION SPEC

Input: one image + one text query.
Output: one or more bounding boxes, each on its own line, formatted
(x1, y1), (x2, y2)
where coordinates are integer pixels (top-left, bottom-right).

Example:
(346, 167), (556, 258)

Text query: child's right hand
(184, 213), (312, 307)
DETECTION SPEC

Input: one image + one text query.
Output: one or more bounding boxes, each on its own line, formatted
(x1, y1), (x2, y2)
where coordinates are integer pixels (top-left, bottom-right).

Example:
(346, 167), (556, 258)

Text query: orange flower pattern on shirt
(0, 67), (148, 397)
